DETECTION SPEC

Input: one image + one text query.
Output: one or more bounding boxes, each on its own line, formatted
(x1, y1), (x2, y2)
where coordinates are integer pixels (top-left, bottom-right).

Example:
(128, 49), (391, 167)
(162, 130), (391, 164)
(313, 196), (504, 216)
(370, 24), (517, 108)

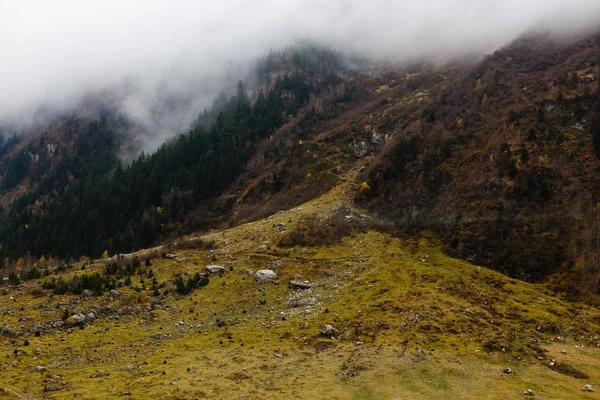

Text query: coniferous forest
(0, 77), (314, 261)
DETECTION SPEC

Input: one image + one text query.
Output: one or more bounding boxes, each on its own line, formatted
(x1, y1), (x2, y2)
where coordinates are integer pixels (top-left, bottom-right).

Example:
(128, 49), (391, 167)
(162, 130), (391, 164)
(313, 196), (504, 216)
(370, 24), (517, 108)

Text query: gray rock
(205, 265), (226, 275)
(81, 289), (93, 299)
(348, 140), (372, 158)
(523, 389), (534, 396)
(289, 280), (312, 290)
(583, 384), (594, 392)
(51, 320), (65, 329)
(34, 365), (47, 372)
(110, 289), (120, 298)
(504, 367), (511, 374)
(0, 326), (16, 337)
(45, 383), (62, 392)
(322, 324), (341, 338)
(67, 313), (86, 326)
(165, 253), (177, 259)
(273, 223), (286, 232)
(255, 269), (277, 283)
(91, 370), (109, 378)
(176, 258), (187, 263)
(87, 312), (96, 321)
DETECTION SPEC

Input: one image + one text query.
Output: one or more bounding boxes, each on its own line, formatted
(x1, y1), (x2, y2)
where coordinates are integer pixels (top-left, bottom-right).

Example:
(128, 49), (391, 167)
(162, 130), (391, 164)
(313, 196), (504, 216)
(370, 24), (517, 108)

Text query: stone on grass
(583, 384), (594, 392)
(504, 367), (511, 374)
(0, 326), (16, 337)
(67, 313), (86, 326)
(255, 270), (277, 283)
(289, 280), (312, 290)
(110, 289), (120, 298)
(322, 324), (341, 338)
(205, 265), (226, 275)
(523, 389), (534, 396)
(34, 365), (47, 372)
(91, 370), (109, 378)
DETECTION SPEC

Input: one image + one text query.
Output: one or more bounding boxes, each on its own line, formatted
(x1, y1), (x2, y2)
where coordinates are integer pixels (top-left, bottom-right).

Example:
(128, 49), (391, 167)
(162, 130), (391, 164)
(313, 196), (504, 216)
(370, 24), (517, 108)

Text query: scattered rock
(205, 265), (226, 275)
(0, 326), (16, 337)
(110, 289), (120, 298)
(273, 223), (286, 232)
(67, 313), (86, 326)
(504, 367), (511, 374)
(33, 365), (47, 372)
(255, 270), (277, 283)
(45, 383), (62, 392)
(348, 140), (372, 158)
(81, 289), (93, 299)
(91, 370), (109, 378)
(561, 349), (567, 354)
(322, 324), (341, 338)
(289, 280), (311, 290)
(51, 320), (65, 329)
(523, 389), (534, 396)
(87, 312), (96, 321)
(165, 253), (177, 259)
(176, 258), (187, 263)
(583, 384), (594, 392)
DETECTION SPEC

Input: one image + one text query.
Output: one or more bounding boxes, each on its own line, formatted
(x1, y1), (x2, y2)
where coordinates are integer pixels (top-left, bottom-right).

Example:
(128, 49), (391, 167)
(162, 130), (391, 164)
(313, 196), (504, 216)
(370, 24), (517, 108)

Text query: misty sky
(1, 0), (599, 145)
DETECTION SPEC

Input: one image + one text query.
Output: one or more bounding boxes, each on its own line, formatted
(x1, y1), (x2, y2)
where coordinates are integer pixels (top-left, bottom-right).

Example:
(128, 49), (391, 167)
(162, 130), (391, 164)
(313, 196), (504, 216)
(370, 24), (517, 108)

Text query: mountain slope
(0, 171), (599, 399)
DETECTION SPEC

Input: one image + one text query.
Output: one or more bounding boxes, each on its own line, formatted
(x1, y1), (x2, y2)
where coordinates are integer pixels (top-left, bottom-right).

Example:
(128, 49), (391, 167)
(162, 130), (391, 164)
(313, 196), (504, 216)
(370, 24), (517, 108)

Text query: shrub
(552, 362), (589, 379)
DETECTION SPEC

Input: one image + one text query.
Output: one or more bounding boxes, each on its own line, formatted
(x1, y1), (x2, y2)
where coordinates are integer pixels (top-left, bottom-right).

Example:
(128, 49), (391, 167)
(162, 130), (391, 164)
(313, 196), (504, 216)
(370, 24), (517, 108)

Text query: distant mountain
(1, 34), (600, 298)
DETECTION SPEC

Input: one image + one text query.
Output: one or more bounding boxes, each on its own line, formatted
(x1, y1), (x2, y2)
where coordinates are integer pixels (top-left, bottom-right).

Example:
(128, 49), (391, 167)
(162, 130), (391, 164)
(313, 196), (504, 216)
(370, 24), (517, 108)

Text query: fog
(1, 0), (599, 149)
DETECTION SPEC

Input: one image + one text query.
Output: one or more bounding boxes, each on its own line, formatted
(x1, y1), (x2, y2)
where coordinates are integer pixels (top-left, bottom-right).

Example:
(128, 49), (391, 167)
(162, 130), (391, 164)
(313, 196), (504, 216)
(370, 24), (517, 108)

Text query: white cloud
(0, 0), (599, 145)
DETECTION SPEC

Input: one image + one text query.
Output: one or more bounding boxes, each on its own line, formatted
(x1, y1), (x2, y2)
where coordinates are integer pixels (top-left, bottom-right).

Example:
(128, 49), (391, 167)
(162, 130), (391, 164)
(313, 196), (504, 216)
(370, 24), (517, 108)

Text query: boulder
(205, 265), (226, 275)
(34, 365), (47, 373)
(81, 289), (93, 299)
(165, 253), (177, 259)
(583, 384), (594, 392)
(504, 367), (511, 374)
(348, 140), (372, 158)
(45, 383), (62, 392)
(289, 280), (312, 290)
(176, 258), (187, 263)
(66, 313), (86, 326)
(322, 324), (341, 338)
(524, 389), (534, 396)
(273, 223), (286, 232)
(51, 320), (65, 329)
(90, 370), (109, 378)
(0, 326), (16, 337)
(255, 270), (277, 283)
(110, 289), (120, 298)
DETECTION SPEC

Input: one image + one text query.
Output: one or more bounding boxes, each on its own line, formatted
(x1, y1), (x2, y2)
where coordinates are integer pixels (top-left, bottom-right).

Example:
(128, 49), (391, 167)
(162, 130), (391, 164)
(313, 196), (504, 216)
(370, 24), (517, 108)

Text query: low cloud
(1, 0), (599, 147)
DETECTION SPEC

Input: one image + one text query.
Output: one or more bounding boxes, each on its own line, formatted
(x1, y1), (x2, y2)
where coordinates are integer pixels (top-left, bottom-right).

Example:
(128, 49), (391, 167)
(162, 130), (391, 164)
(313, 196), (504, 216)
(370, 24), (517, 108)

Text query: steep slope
(0, 172), (599, 399)
(355, 34), (600, 293)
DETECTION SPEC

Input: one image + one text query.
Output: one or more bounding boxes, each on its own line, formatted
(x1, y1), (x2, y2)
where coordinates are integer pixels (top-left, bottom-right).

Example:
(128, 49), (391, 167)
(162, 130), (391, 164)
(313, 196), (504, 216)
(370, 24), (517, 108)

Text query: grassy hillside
(1, 171), (599, 399)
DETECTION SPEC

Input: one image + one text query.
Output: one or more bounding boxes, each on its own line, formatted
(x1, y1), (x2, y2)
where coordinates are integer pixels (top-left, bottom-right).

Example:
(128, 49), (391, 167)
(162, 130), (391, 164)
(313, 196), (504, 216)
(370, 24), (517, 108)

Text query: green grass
(0, 173), (599, 399)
